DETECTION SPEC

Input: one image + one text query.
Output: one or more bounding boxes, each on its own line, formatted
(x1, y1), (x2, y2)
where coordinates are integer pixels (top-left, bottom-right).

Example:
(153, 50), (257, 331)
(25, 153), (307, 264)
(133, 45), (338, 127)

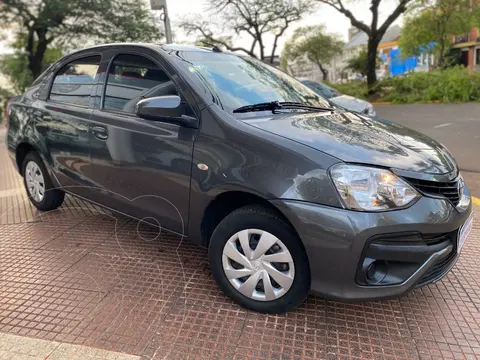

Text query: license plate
(458, 212), (474, 253)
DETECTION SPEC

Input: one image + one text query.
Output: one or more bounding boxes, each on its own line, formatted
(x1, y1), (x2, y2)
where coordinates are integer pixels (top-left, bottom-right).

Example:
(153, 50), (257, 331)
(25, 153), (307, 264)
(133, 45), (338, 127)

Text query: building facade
(452, 28), (480, 70)
(286, 25), (440, 83)
(287, 25), (403, 83)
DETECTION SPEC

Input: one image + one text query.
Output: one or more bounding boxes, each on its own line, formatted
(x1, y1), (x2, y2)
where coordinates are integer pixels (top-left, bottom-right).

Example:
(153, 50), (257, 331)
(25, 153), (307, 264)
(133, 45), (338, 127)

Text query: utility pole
(150, 0), (173, 44)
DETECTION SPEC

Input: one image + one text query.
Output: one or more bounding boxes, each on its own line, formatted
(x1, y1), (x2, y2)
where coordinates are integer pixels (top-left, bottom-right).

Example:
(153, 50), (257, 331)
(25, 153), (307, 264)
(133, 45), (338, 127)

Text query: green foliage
(0, 33), (63, 93)
(0, 53), (32, 94)
(0, 0), (161, 45)
(0, 0), (161, 80)
(328, 67), (480, 104)
(281, 25), (343, 79)
(384, 66), (480, 103)
(400, 0), (473, 67)
(344, 48), (381, 78)
(327, 81), (370, 99)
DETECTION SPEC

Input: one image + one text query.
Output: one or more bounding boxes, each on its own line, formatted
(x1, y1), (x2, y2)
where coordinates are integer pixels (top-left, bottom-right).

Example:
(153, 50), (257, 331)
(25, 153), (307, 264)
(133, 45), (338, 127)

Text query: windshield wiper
(232, 101), (334, 114)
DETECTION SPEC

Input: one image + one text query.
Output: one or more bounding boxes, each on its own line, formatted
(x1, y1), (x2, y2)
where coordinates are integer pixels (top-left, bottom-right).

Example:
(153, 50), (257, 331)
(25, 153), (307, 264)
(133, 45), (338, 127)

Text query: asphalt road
(375, 103), (480, 173)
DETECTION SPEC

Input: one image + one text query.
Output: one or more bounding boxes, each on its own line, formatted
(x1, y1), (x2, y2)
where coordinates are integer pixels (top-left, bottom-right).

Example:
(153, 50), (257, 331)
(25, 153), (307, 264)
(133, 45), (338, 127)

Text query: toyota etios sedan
(6, 44), (473, 313)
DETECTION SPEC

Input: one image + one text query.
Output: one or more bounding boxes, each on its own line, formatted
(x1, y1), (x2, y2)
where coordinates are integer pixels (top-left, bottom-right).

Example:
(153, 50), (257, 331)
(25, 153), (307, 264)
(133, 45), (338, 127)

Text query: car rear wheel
(208, 205), (310, 313)
(22, 152), (65, 211)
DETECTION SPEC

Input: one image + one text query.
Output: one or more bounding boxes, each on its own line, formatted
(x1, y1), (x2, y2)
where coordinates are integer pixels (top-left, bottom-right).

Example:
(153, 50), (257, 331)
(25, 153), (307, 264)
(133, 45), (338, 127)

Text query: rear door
(35, 53), (102, 198)
(88, 47), (198, 234)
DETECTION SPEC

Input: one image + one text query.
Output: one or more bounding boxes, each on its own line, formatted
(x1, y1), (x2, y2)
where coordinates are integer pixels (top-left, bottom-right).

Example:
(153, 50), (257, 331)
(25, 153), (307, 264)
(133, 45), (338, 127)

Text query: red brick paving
(1, 143), (480, 359)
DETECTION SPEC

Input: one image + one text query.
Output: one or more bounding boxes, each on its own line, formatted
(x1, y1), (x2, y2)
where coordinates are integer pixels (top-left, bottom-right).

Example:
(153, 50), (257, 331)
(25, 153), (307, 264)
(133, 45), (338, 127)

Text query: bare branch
(315, 0), (370, 35)
(378, 0), (411, 35)
(181, 0), (312, 60)
(181, 21), (257, 57)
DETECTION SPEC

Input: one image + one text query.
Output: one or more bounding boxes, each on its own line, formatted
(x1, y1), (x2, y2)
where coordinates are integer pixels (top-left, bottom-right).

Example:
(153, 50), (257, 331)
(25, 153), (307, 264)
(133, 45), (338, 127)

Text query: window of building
(103, 54), (178, 113)
(49, 56), (101, 106)
(476, 48), (480, 66)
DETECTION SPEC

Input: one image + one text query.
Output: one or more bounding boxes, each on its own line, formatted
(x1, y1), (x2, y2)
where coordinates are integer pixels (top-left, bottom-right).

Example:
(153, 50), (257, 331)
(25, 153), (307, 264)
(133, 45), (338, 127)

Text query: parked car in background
(6, 44), (473, 313)
(299, 78), (376, 117)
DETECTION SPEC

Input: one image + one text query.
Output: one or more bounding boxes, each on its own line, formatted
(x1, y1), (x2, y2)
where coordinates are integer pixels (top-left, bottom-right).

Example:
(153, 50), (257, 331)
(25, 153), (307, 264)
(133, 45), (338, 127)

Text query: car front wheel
(208, 205), (310, 313)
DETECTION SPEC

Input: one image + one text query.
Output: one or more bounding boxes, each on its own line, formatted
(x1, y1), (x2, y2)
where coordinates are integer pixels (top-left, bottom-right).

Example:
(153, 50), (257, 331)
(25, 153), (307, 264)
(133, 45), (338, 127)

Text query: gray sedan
(299, 78), (376, 117)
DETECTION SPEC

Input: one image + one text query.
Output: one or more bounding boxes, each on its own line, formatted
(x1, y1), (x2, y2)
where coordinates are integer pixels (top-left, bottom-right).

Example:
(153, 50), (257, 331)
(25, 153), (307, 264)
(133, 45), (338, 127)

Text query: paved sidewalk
(0, 332), (139, 359)
(1, 143), (480, 359)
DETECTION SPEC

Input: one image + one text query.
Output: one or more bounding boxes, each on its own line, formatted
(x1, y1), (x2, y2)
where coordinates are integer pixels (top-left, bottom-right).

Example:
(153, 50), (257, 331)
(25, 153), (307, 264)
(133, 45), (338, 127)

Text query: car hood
(329, 94), (370, 113)
(245, 111), (457, 175)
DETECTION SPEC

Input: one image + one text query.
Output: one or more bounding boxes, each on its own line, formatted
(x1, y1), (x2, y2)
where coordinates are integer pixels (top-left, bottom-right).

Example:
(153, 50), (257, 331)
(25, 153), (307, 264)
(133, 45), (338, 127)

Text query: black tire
(208, 205), (310, 313)
(22, 151), (65, 211)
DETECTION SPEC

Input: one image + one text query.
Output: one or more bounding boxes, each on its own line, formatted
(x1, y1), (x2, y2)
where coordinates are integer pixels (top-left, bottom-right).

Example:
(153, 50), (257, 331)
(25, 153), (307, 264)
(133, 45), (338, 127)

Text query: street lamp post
(150, 0), (173, 44)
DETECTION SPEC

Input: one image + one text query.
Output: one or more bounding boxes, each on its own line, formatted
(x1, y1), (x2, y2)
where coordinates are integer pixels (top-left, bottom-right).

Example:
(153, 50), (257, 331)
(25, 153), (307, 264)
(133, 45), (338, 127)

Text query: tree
(0, 33), (62, 93)
(194, 36), (234, 50)
(0, 0), (161, 81)
(400, 0), (474, 68)
(281, 25), (343, 80)
(314, 0), (413, 90)
(181, 0), (313, 63)
(345, 47), (369, 78)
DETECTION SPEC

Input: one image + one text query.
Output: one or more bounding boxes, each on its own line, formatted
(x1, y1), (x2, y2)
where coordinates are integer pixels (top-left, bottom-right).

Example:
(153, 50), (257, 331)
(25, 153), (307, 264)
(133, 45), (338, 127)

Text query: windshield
(176, 51), (330, 114)
(301, 80), (341, 99)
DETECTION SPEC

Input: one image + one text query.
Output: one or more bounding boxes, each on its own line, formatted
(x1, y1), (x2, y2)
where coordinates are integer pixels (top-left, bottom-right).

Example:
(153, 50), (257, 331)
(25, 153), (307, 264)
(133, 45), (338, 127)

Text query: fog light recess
(364, 259), (388, 284)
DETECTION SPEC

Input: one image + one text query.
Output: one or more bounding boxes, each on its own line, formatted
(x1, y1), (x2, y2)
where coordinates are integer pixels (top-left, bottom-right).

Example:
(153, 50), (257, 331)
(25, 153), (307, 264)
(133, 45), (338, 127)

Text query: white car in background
(299, 79), (376, 117)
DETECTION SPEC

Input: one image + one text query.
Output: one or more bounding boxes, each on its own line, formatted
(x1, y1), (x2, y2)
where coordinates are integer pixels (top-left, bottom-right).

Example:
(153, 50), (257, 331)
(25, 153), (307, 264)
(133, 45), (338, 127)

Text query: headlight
(330, 164), (419, 211)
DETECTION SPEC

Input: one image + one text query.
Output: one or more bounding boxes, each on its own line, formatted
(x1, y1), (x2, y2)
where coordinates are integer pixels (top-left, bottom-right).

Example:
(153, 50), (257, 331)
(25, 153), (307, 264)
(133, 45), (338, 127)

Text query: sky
(0, 0), (402, 57)
(167, 0), (401, 54)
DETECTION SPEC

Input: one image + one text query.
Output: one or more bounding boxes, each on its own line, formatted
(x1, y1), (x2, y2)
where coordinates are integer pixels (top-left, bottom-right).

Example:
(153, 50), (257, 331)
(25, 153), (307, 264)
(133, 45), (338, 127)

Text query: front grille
(416, 239), (458, 287)
(404, 177), (460, 206)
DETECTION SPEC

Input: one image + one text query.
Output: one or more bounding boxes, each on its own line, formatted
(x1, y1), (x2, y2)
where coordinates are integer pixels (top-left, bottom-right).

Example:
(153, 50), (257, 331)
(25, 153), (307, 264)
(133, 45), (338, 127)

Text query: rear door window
(49, 56), (101, 106)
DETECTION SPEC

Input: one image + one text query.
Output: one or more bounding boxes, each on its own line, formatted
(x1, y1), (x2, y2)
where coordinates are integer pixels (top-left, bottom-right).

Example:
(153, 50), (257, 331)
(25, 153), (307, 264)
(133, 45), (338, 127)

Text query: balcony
(452, 32), (480, 49)
(454, 33), (471, 44)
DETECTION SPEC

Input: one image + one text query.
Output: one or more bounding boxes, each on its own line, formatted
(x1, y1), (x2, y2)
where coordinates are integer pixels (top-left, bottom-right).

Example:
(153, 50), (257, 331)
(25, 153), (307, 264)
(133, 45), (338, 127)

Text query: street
(376, 103), (480, 173)
(376, 104), (480, 198)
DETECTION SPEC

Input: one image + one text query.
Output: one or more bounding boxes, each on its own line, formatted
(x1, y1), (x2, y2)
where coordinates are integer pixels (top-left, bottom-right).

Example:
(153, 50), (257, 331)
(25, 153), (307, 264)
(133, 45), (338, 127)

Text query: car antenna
(201, 41), (222, 53)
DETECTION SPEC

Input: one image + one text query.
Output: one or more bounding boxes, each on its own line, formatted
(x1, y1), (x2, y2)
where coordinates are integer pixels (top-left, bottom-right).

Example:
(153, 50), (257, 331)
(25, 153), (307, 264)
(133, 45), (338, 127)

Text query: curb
(473, 196), (480, 207)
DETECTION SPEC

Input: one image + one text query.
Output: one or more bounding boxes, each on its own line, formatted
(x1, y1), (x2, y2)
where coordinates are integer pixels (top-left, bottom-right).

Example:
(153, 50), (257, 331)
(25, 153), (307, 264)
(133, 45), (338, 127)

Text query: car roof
(65, 43), (216, 57)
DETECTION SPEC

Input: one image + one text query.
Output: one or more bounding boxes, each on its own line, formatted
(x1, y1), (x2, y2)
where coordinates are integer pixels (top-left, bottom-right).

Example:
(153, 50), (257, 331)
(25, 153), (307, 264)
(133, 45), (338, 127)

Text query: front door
(35, 54), (101, 198)
(89, 51), (197, 235)
(461, 49), (469, 67)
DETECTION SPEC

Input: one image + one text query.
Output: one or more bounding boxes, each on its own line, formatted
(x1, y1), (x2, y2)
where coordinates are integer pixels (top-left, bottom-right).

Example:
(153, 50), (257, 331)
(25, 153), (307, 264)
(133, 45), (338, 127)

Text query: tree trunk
(317, 63), (328, 81)
(366, 37), (380, 92)
(26, 30), (49, 80)
(438, 41), (446, 68)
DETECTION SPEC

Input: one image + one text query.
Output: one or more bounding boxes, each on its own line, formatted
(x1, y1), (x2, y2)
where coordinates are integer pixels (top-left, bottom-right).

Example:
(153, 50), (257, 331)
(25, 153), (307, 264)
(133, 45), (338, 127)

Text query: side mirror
(135, 95), (197, 128)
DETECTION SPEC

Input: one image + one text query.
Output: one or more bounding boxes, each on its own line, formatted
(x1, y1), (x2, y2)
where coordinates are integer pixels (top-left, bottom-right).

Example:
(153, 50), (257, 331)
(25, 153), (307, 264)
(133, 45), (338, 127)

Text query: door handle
(92, 126), (108, 140)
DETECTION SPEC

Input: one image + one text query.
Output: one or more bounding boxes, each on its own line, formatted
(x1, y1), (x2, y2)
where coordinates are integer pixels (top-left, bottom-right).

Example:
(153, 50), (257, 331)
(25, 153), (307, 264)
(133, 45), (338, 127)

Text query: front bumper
(272, 193), (473, 302)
